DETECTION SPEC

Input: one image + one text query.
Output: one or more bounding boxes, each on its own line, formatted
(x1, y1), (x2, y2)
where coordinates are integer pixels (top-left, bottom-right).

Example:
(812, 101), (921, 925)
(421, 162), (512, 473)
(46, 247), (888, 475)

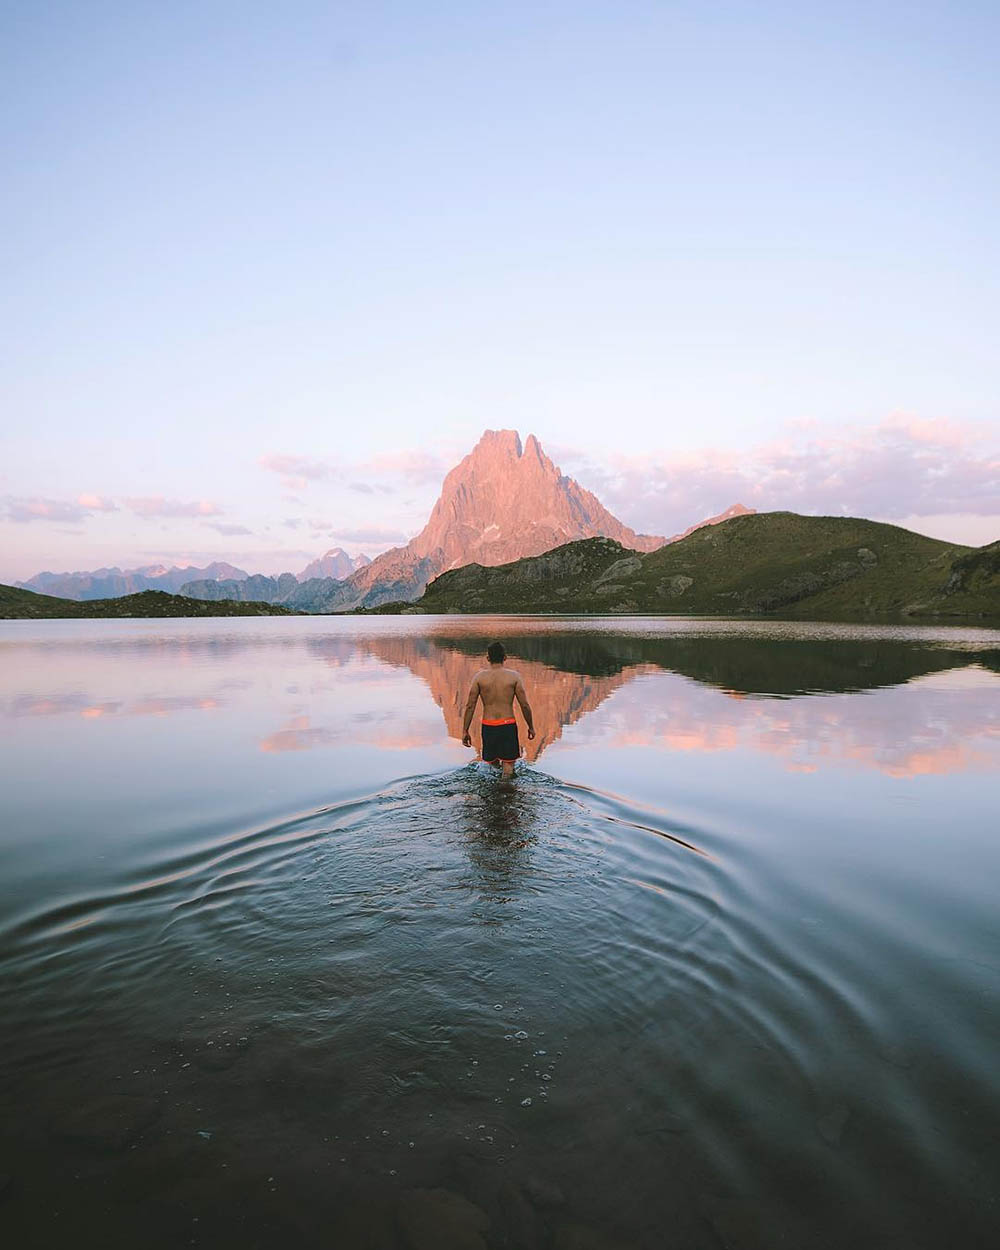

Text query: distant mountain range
(383, 513), (999, 619)
(8, 513), (996, 620)
(13, 547), (372, 604)
(16, 561), (250, 601)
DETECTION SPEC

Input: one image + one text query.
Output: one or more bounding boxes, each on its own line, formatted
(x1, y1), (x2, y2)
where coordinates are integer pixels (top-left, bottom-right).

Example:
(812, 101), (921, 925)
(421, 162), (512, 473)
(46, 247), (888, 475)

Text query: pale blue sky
(2, 1), (997, 579)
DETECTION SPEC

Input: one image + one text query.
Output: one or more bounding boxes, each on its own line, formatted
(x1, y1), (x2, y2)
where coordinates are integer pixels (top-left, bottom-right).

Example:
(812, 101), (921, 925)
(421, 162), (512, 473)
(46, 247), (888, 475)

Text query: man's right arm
(461, 677), (480, 746)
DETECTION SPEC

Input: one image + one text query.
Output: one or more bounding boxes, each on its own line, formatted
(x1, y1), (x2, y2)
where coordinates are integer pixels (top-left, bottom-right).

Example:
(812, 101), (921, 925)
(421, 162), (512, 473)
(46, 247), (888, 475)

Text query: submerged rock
(397, 1187), (489, 1250)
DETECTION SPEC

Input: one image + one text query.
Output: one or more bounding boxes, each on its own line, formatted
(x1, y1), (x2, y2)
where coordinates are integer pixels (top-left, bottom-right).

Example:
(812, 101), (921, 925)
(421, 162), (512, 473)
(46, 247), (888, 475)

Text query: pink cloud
(259, 453), (336, 490)
(76, 493), (118, 512)
(363, 449), (450, 484)
(330, 525), (408, 543)
(126, 497), (223, 518)
(4, 494), (118, 523)
(559, 416), (1000, 537)
(260, 448), (451, 494)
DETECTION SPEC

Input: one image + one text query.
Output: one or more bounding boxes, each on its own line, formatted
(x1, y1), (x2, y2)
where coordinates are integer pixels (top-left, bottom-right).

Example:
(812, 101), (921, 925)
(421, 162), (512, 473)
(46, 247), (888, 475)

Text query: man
(461, 641), (535, 778)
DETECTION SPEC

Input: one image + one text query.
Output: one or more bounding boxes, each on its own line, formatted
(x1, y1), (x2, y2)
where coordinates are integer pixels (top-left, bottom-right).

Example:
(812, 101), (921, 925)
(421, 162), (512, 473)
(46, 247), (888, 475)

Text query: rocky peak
(326, 429), (665, 609)
(297, 547), (371, 582)
(667, 502), (757, 544)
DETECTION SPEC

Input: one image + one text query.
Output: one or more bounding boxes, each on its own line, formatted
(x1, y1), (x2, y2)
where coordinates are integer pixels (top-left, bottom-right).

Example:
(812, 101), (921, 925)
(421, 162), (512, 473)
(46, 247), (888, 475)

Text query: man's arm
(514, 677), (535, 740)
(461, 676), (481, 746)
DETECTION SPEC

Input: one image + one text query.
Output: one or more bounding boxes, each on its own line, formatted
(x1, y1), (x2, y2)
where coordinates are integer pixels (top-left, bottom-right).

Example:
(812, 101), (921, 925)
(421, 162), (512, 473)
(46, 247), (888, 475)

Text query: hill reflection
(353, 630), (999, 776)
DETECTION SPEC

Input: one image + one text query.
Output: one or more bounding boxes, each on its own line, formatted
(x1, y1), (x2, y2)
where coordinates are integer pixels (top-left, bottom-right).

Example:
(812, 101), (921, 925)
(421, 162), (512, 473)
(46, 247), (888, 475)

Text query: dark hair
(486, 641), (506, 664)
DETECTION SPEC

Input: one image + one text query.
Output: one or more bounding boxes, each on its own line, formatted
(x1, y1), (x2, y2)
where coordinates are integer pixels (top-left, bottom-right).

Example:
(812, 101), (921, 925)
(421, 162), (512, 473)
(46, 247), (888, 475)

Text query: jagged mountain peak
(312, 429), (665, 610)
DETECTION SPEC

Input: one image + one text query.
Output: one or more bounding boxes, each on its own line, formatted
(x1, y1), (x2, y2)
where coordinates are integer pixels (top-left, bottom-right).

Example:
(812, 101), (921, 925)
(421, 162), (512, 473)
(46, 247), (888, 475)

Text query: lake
(1, 615), (998, 1250)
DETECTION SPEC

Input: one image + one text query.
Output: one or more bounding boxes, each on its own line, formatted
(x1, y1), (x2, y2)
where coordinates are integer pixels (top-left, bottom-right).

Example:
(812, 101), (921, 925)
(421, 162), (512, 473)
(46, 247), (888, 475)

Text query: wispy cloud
(4, 493), (118, 523)
(76, 493), (118, 512)
(126, 497), (223, 518)
(329, 525), (408, 544)
(558, 416), (1000, 536)
(259, 453), (336, 490)
(363, 449), (450, 485)
(204, 522), (253, 536)
(260, 447), (451, 493)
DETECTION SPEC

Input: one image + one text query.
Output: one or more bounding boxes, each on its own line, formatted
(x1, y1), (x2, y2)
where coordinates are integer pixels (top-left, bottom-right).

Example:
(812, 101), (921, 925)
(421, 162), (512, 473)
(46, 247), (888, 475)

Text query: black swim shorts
(481, 717), (520, 762)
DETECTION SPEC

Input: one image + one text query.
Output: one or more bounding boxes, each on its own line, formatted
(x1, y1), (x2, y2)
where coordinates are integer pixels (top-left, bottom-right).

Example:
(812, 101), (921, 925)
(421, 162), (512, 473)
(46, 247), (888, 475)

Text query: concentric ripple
(1, 764), (997, 1250)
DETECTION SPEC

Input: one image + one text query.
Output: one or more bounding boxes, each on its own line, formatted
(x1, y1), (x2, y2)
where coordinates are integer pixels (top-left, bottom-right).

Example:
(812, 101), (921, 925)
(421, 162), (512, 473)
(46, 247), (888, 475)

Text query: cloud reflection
(354, 635), (1000, 778)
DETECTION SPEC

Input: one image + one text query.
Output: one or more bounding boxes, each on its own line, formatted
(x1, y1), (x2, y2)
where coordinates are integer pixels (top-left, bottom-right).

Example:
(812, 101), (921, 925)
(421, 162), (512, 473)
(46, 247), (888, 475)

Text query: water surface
(1, 616), (998, 1249)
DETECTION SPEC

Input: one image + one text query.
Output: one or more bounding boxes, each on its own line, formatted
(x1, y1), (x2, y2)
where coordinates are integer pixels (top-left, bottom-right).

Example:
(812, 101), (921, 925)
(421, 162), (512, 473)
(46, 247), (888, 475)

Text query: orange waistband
(482, 717), (517, 726)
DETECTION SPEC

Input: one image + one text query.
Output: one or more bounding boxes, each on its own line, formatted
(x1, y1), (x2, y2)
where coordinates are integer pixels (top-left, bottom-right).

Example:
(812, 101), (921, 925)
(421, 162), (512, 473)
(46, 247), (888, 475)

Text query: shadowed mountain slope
(0, 585), (292, 619)
(389, 513), (998, 618)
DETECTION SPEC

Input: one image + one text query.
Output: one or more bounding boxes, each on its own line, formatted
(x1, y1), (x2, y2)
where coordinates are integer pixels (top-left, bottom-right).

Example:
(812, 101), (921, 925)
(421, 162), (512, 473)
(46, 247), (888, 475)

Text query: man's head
(486, 640), (506, 665)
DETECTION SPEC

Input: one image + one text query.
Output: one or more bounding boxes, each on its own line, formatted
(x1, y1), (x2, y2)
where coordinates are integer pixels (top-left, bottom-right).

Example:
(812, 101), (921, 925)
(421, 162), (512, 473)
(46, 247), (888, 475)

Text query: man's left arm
(461, 677), (481, 747)
(514, 677), (535, 740)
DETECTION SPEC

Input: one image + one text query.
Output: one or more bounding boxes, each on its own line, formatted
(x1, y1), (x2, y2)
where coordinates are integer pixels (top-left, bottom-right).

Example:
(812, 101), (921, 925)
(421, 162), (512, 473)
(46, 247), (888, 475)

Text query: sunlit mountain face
(307, 429), (669, 610)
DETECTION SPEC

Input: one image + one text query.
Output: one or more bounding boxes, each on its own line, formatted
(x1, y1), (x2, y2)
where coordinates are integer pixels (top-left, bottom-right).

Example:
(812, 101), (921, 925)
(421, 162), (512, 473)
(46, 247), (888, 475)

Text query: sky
(2, 0), (998, 581)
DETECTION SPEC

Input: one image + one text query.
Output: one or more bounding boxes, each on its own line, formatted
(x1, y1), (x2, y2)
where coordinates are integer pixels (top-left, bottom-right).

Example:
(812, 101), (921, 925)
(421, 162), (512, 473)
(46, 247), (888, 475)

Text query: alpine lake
(1, 614), (998, 1250)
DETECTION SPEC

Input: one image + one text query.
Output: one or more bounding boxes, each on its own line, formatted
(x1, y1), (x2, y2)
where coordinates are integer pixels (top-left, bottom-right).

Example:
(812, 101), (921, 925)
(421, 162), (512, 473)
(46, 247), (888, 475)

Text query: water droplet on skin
(514, 1030), (529, 1040)
(520, 1098), (532, 1107)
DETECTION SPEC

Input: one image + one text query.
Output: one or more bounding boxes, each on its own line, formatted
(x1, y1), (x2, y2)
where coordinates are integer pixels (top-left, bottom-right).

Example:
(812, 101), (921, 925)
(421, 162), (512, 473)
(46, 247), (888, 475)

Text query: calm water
(1, 616), (998, 1250)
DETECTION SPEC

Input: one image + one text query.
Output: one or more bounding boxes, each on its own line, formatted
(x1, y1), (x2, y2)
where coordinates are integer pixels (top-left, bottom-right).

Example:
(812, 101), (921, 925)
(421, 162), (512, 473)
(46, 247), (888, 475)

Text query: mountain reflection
(353, 631), (1000, 776)
(4, 623), (996, 780)
(358, 634), (637, 761)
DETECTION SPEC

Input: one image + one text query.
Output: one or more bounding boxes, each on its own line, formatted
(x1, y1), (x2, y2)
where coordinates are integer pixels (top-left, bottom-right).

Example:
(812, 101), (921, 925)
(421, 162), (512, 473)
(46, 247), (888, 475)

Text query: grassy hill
(0, 586), (294, 620)
(398, 513), (999, 618)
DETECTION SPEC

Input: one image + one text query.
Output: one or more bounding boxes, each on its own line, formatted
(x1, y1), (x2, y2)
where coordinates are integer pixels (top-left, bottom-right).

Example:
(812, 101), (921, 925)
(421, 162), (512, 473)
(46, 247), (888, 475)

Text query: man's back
(473, 665), (522, 720)
(461, 642), (535, 776)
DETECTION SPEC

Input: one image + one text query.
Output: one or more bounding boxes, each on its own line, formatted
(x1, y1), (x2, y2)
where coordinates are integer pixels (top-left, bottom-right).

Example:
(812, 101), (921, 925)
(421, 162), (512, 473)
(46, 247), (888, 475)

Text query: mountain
(181, 572), (300, 603)
(384, 512), (999, 618)
(179, 572), (364, 612)
(295, 429), (665, 611)
(667, 502), (756, 543)
(16, 562), (249, 601)
(297, 548), (370, 581)
(0, 585), (292, 619)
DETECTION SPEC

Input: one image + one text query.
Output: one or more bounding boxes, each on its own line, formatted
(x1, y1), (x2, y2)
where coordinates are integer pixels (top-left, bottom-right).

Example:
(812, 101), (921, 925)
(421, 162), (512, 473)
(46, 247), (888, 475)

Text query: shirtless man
(461, 641), (535, 778)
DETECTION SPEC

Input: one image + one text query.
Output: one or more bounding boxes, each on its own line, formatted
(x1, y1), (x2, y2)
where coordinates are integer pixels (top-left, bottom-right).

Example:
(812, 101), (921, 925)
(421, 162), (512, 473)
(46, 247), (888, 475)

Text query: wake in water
(1, 764), (997, 1250)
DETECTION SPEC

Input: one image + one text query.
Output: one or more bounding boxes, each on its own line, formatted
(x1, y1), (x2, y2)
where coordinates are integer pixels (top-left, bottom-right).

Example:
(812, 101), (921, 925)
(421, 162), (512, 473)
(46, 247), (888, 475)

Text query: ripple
(2, 763), (998, 1249)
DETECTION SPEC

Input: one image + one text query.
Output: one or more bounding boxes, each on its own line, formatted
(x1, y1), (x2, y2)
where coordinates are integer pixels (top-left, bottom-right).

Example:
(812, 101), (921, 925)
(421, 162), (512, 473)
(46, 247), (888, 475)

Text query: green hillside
(0, 586), (294, 619)
(403, 513), (999, 618)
